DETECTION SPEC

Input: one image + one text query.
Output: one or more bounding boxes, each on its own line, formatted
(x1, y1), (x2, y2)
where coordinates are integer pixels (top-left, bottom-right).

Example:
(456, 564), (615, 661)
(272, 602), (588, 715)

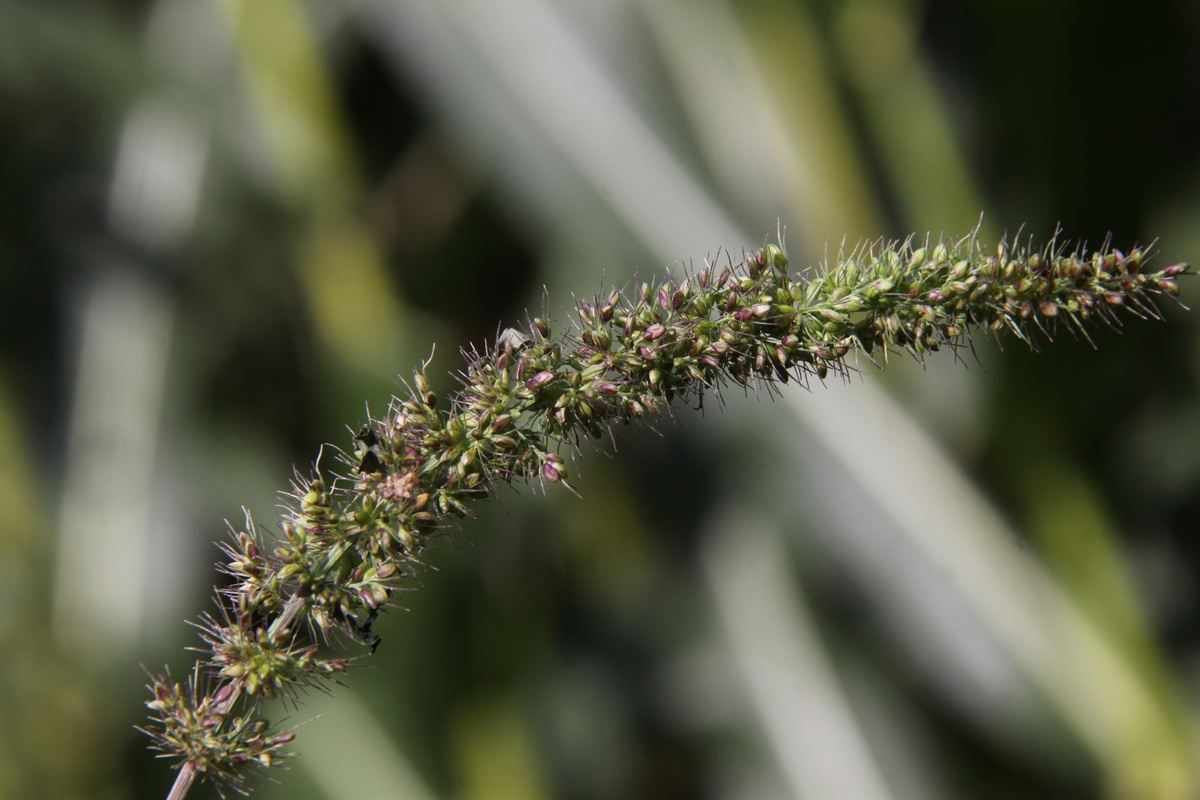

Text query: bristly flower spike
(145, 226), (1189, 798)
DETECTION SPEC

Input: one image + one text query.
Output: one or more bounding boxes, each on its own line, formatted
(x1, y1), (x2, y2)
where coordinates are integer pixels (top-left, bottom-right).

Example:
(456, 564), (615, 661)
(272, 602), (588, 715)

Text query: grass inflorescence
(143, 227), (1188, 796)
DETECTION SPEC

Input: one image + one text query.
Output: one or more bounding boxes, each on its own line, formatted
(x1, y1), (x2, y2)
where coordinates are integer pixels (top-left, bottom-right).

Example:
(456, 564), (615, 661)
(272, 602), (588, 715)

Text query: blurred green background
(2, 0), (1200, 798)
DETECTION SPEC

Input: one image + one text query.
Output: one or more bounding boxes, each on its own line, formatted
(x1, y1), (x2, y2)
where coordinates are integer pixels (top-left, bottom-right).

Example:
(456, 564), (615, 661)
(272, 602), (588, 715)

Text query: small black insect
(331, 604), (383, 653)
(357, 607), (383, 654)
(354, 424), (384, 475)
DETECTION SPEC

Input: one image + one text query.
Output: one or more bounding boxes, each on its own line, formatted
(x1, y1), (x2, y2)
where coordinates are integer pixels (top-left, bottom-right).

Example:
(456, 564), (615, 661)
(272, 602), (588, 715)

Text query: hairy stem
(165, 763), (196, 800)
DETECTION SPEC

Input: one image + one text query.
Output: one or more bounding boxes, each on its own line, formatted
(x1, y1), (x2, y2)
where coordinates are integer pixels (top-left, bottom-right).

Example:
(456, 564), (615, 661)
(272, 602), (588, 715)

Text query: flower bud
(525, 370), (555, 389)
(643, 324), (666, 340)
(213, 683), (235, 706)
(747, 250), (763, 276)
(764, 244), (787, 270)
(1163, 263), (1189, 277)
(533, 318), (550, 338)
(282, 522), (302, 546)
(394, 528), (415, 551)
(543, 460), (567, 482)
